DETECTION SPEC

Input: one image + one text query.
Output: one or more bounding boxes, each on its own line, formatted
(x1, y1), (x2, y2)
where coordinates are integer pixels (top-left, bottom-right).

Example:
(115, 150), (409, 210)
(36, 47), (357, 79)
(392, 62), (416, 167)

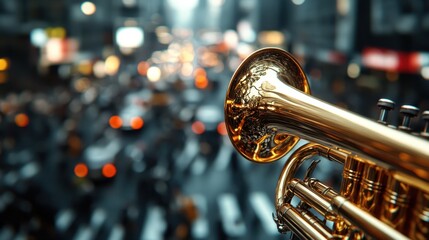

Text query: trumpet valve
(420, 110), (429, 139)
(377, 98), (395, 125)
(399, 105), (420, 132)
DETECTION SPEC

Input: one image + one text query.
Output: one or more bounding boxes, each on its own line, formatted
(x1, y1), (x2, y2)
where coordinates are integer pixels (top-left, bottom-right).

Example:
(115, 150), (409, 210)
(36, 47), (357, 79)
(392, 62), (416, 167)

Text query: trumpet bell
(224, 48), (310, 163)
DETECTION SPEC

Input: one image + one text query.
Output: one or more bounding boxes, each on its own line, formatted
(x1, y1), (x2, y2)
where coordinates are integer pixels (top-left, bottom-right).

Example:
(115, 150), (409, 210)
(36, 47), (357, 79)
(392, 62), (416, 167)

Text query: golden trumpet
(224, 48), (429, 239)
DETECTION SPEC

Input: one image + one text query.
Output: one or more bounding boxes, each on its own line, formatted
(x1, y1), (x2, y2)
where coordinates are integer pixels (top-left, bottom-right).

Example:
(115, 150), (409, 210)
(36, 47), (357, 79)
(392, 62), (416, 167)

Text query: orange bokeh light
(137, 61), (150, 76)
(195, 75), (209, 89)
(130, 117), (144, 130)
(194, 67), (206, 77)
(102, 163), (117, 178)
(109, 115), (122, 129)
(217, 122), (227, 136)
(194, 67), (208, 89)
(74, 163), (88, 178)
(192, 121), (205, 135)
(15, 113), (29, 127)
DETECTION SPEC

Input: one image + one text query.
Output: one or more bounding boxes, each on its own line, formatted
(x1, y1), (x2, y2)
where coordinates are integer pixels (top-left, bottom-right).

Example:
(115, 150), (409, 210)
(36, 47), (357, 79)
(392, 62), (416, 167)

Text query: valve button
(399, 105), (420, 132)
(377, 98), (395, 110)
(421, 110), (429, 139)
(377, 98), (395, 125)
(400, 105), (419, 117)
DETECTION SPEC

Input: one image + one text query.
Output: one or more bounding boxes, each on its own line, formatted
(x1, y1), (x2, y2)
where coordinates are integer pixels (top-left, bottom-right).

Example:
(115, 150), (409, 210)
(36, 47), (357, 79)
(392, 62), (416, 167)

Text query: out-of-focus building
(281, 0), (429, 122)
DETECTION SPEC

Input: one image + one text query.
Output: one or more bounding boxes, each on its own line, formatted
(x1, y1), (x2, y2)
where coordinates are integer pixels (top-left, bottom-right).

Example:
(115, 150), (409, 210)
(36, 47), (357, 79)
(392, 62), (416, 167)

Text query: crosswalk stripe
(218, 193), (246, 237)
(191, 194), (209, 239)
(249, 192), (279, 235)
(141, 206), (166, 240)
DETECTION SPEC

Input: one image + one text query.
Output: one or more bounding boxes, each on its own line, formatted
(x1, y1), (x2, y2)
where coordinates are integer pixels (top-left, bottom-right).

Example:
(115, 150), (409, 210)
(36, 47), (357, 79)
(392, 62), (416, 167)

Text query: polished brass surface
(358, 163), (386, 216)
(276, 143), (408, 240)
(278, 204), (333, 240)
(380, 175), (413, 233)
(224, 48), (429, 184)
(225, 48), (309, 163)
(410, 191), (429, 239)
(224, 48), (429, 239)
(341, 156), (363, 201)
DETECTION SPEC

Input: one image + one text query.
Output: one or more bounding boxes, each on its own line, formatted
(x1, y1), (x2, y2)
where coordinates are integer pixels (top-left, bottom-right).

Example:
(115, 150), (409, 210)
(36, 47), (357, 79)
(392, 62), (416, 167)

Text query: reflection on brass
(224, 48), (309, 162)
(341, 156), (364, 201)
(410, 191), (429, 240)
(224, 48), (429, 239)
(380, 175), (413, 233)
(358, 163), (387, 216)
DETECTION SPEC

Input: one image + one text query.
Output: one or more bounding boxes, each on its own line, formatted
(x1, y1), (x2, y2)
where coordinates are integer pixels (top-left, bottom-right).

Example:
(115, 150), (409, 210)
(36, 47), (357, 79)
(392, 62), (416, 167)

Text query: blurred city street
(1, 0), (429, 239)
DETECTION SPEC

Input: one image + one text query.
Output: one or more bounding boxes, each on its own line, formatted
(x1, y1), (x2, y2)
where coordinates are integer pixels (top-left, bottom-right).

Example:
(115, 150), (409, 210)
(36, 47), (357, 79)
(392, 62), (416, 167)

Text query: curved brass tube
(224, 48), (429, 239)
(224, 47), (429, 189)
(275, 143), (408, 240)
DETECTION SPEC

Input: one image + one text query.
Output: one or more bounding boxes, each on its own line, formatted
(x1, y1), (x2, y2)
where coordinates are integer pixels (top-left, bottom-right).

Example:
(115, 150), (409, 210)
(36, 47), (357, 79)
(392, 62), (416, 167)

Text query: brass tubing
(276, 143), (347, 208)
(288, 179), (336, 221)
(299, 208), (333, 238)
(341, 156), (364, 202)
(266, 80), (429, 186)
(307, 178), (354, 236)
(278, 204), (333, 240)
(358, 163), (387, 216)
(307, 178), (338, 200)
(380, 175), (413, 233)
(332, 195), (409, 240)
(225, 48), (429, 188)
(293, 176), (409, 239)
(410, 191), (429, 240)
(275, 144), (349, 237)
(275, 143), (330, 208)
(224, 48), (429, 239)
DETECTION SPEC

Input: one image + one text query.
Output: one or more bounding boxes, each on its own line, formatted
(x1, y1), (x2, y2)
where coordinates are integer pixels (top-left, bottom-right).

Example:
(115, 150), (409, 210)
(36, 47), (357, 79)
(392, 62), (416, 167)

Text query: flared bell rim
(234, 47), (311, 94)
(224, 47), (311, 163)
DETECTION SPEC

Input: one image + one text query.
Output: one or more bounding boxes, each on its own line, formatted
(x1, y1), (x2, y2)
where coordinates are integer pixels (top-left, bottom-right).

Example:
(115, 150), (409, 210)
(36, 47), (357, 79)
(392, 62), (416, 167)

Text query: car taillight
(192, 121), (205, 134)
(74, 163), (88, 178)
(109, 115), (122, 129)
(15, 113), (29, 127)
(102, 163), (117, 178)
(130, 116), (144, 130)
(217, 122), (227, 136)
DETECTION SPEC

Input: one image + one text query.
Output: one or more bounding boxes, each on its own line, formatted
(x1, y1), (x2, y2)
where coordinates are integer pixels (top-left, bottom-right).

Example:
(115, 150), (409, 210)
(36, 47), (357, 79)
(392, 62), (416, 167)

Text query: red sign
(362, 47), (421, 73)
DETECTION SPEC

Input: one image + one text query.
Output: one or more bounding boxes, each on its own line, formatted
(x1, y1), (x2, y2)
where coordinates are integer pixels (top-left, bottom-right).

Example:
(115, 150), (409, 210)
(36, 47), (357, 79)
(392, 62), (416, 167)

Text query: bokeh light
(421, 66), (429, 80)
(347, 63), (361, 79)
(130, 117), (144, 130)
(147, 66), (161, 82)
(217, 122), (227, 136)
(191, 121), (205, 135)
(102, 163), (117, 178)
(109, 115), (123, 129)
(81, 1), (96, 15)
(0, 58), (8, 71)
(195, 75), (209, 89)
(74, 163), (88, 178)
(105, 55), (121, 76)
(15, 113), (29, 127)
(137, 61), (150, 76)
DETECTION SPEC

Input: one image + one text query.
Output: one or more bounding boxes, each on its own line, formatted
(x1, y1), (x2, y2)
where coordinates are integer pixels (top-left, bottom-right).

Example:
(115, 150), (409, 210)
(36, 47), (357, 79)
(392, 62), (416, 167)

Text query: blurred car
(109, 89), (152, 132)
(74, 137), (121, 182)
(191, 105), (225, 156)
